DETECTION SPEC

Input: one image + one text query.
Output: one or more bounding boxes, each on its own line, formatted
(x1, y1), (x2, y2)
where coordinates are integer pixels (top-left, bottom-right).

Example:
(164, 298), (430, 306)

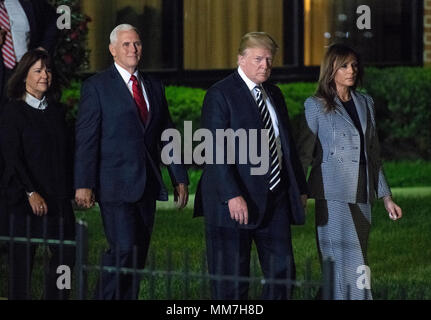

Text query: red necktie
(0, 1), (16, 69)
(130, 74), (149, 123)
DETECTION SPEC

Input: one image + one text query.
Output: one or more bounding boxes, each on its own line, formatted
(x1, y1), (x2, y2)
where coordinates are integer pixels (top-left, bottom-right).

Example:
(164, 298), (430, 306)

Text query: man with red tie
(74, 24), (189, 300)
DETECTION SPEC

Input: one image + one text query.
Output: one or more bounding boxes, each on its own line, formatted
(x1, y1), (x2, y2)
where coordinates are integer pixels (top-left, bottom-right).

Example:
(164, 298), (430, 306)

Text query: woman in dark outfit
(298, 44), (403, 300)
(0, 49), (75, 300)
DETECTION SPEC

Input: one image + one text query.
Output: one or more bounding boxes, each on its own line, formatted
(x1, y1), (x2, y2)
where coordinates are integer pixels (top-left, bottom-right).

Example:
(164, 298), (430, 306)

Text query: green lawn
(1, 177), (430, 299)
(72, 186), (431, 300)
(383, 160), (431, 187)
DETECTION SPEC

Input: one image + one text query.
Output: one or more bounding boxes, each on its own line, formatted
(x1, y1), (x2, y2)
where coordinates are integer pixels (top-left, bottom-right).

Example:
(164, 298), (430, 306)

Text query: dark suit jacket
(0, 129), (6, 236)
(0, 0), (58, 100)
(194, 71), (307, 228)
(74, 65), (188, 203)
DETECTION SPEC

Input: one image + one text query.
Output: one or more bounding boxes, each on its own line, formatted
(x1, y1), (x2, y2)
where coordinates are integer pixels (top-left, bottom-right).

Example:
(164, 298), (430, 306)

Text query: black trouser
(94, 192), (156, 300)
(205, 180), (295, 300)
(7, 198), (76, 300)
(0, 188), (8, 256)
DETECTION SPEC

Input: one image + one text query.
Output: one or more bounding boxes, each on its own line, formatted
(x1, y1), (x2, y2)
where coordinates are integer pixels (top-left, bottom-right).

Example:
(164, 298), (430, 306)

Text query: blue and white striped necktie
(254, 86), (281, 191)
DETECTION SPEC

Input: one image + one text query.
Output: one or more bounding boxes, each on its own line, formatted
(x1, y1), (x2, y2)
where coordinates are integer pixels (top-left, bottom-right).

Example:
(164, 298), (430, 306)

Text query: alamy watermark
(356, 265), (371, 290)
(356, 5), (371, 30)
(161, 121), (270, 176)
(56, 265), (71, 290)
(56, 4), (371, 32)
(56, 5), (71, 30)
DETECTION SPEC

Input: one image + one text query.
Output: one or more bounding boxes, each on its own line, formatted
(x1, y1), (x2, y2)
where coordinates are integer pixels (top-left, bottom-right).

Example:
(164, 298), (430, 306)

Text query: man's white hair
(110, 24), (139, 44)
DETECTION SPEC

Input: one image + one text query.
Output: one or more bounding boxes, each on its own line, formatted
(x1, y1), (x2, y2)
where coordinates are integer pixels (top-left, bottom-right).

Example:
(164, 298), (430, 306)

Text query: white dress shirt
(25, 92), (48, 110)
(237, 66), (283, 169)
(114, 62), (150, 111)
(237, 66), (279, 137)
(4, 0), (30, 62)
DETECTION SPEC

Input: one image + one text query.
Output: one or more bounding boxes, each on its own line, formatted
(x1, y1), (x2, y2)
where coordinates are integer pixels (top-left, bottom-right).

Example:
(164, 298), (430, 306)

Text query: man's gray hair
(110, 24), (139, 44)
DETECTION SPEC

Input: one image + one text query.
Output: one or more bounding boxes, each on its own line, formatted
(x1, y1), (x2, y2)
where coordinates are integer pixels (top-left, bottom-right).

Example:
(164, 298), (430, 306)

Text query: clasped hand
(75, 188), (95, 209)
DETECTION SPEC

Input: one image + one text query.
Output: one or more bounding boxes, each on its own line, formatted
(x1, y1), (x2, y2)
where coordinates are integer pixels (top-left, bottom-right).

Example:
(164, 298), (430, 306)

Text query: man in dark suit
(194, 32), (308, 299)
(0, 0), (58, 106)
(74, 24), (189, 300)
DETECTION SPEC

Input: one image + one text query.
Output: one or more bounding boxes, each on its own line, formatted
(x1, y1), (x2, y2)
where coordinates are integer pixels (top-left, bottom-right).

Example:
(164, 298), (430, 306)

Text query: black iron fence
(0, 220), (423, 300)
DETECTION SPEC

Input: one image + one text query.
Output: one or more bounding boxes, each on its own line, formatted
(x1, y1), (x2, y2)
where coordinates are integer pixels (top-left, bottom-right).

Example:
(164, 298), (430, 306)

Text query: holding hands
(27, 192), (48, 216)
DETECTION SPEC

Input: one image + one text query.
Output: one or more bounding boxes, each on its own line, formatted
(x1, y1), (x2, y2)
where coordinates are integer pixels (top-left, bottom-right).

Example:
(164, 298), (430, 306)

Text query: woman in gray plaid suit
(298, 44), (403, 300)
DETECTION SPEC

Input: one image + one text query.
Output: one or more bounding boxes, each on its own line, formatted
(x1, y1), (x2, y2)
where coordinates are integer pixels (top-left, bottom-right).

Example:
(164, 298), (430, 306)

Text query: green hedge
(61, 80), (82, 124)
(161, 160), (431, 194)
(364, 67), (431, 159)
(62, 66), (431, 160)
(277, 68), (431, 160)
(276, 82), (316, 147)
(164, 86), (206, 134)
(277, 82), (317, 119)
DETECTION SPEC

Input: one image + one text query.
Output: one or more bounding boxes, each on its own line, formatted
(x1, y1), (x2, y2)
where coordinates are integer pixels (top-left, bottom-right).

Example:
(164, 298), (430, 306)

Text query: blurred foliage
(61, 67), (431, 160)
(277, 82), (317, 119)
(60, 79), (81, 124)
(164, 86), (206, 134)
(364, 67), (431, 160)
(48, 0), (91, 86)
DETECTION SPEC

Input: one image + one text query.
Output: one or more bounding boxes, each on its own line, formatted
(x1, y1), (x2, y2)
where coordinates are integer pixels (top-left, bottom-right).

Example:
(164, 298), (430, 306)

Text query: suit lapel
(141, 72), (156, 129)
(109, 65), (135, 106)
(262, 83), (282, 123)
(20, 0), (36, 35)
(334, 96), (355, 128)
(262, 83), (291, 156)
(351, 91), (367, 134)
(232, 72), (262, 128)
(334, 92), (367, 134)
(109, 65), (146, 131)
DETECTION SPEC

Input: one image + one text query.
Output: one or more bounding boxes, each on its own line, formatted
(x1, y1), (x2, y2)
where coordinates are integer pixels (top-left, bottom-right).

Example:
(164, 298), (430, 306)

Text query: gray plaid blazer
(298, 90), (391, 204)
